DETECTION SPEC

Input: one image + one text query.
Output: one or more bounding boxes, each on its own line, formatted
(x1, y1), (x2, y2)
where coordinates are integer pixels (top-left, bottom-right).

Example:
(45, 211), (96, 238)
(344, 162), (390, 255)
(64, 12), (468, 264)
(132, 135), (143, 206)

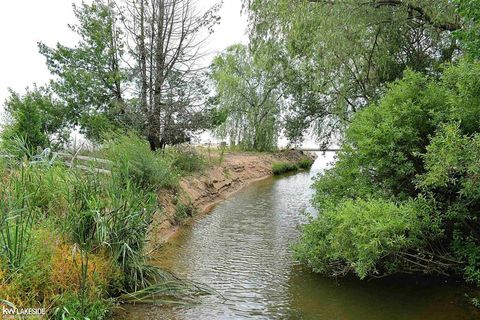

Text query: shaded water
(120, 154), (479, 320)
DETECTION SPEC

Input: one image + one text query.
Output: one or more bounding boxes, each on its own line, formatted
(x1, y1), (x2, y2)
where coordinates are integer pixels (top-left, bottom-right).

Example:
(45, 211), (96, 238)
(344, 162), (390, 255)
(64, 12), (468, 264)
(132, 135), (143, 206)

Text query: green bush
(272, 162), (298, 175)
(298, 61), (480, 282)
(104, 133), (177, 190)
(1, 87), (68, 157)
(295, 198), (439, 278)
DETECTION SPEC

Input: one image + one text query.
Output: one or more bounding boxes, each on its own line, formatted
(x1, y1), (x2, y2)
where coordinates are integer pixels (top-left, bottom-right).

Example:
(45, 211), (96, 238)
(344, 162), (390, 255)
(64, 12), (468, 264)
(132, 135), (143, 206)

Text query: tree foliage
(119, 0), (221, 150)
(210, 44), (282, 151)
(39, 0), (220, 149)
(455, 0), (480, 60)
(39, 0), (127, 141)
(243, 0), (461, 143)
(1, 87), (69, 156)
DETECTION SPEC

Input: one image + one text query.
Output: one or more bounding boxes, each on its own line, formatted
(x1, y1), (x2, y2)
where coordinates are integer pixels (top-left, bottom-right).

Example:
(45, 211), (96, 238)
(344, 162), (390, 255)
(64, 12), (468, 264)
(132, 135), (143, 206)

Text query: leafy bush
(104, 133), (177, 190)
(295, 198), (439, 278)
(298, 62), (480, 282)
(272, 162), (298, 175)
(1, 87), (68, 157)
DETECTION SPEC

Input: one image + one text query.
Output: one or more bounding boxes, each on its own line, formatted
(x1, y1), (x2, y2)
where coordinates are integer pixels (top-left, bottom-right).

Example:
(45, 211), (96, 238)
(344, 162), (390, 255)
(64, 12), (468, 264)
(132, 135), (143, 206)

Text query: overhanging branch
(307, 0), (461, 31)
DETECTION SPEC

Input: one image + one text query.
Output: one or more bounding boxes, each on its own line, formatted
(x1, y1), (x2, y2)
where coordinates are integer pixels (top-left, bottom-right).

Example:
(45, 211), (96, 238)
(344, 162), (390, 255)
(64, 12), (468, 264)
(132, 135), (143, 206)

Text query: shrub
(272, 162), (298, 175)
(1, 87), (68, 157)
(299, 62), (480, 281)
(295, 198), (439, 279)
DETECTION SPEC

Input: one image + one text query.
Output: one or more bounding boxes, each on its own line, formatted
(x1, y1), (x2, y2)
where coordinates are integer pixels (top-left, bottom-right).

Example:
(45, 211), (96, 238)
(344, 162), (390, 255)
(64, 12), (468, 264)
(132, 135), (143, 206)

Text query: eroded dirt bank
(148, 150), (315, 246)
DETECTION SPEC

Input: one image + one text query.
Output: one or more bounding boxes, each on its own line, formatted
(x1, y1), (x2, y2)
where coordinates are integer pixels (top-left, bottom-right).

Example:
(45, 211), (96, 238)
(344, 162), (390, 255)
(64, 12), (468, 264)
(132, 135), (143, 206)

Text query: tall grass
(272, 157), (314, 175)
(0, 167), (35, 271)
(168, 145), (205, 173)
(104, 133), (177, 190)
(297, 157), (314, 170)
(0, 134), (215, 317)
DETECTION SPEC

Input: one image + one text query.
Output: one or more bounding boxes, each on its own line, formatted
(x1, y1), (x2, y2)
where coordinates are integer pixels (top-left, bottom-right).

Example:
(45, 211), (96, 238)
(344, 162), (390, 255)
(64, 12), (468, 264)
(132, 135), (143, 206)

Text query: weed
(104, 133), (177, 190)
(169, 145), (205, 173)
(175, 203), (195, 223)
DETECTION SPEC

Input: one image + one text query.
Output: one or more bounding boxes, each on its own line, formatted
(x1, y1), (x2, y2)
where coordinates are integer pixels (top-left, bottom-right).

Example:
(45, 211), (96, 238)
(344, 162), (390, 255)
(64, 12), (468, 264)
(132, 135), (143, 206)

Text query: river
(119, 153), (479, 320)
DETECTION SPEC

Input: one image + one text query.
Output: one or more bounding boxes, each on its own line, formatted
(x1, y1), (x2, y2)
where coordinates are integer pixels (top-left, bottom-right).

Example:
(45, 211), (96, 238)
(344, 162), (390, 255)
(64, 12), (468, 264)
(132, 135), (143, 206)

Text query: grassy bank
(0, 134), (212, 319)
(272, 157), (314, 175)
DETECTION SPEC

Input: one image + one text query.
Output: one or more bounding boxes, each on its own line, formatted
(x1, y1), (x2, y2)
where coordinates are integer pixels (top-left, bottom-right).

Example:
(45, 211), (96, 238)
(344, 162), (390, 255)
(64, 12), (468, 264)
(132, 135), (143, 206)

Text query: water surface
(120, 154), (479, 319)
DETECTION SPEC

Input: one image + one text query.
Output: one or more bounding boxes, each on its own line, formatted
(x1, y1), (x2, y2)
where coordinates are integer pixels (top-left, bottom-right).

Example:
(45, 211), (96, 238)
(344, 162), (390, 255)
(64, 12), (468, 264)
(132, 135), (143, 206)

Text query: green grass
(297, 157), (314, 170)
(175, 203), (195, 223)
(168, 145), (205, 173)
(272, 157), (314, 175)
(272, 162), (299, 175)
(104, 133), (178, 190)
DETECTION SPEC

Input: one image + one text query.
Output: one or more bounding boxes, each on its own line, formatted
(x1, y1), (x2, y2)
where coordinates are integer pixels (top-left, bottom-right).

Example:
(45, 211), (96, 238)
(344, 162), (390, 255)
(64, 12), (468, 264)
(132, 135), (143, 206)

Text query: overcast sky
(0, 0), (248, 107)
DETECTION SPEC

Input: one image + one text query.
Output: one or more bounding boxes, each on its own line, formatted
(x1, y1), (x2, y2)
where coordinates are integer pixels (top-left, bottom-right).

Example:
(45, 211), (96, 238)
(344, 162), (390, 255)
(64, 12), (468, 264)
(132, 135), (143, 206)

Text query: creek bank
(148, 150), (316, 246)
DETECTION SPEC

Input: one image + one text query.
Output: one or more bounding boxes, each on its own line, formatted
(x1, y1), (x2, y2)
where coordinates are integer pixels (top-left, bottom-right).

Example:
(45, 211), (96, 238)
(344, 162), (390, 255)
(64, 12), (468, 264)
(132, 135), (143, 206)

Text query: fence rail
(0, 150), (113, 175)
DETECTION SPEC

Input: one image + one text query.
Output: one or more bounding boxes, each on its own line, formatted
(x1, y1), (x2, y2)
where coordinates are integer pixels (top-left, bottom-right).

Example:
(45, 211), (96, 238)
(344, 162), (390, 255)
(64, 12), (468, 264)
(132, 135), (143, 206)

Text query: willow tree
(243, 0), (461, 143)
(210, 44), (282, 151)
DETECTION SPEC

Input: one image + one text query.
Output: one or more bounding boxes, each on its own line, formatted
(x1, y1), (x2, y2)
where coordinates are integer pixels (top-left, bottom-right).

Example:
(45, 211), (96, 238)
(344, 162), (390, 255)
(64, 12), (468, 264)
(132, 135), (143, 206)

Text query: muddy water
(120, 154), (479, 320)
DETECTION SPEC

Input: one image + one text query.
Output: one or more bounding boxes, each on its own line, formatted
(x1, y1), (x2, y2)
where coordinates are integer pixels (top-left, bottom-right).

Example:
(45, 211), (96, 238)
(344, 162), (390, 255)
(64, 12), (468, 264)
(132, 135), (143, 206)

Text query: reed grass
(0, 135), (216, 318)
(0, 167), (36, 271)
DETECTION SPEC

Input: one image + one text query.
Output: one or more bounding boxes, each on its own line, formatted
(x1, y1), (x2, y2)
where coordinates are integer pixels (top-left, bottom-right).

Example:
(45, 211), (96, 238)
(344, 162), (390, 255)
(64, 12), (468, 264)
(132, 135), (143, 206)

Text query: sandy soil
(147, 150), (315, 247)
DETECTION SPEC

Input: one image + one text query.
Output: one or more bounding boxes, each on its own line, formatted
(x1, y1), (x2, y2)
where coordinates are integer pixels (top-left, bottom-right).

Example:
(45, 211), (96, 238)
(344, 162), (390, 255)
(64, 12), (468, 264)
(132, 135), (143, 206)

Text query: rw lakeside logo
(0, 301), (45, 319)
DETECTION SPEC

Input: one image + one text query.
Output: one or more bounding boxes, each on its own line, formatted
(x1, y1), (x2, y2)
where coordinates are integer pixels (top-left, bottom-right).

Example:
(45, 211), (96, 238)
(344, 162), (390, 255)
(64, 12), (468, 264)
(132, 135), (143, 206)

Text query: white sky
(0, 0), (248, 108)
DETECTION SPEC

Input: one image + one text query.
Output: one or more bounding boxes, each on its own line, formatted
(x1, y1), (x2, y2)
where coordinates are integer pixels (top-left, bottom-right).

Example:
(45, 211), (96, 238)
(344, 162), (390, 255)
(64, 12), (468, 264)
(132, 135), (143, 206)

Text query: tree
(1, 86), (69, 156)
(119, 0), (221, 150)
(39, 0), (128, 142)
(40, 0), (220, 148)
(243, 0), (461, 143)
(210, 44), (282, 151)
(455, 0), (480, 60)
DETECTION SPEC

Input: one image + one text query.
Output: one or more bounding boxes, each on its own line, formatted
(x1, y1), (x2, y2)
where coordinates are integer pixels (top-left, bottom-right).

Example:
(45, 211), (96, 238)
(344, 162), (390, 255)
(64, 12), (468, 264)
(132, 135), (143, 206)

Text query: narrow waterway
(121, 154), (479, 320)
